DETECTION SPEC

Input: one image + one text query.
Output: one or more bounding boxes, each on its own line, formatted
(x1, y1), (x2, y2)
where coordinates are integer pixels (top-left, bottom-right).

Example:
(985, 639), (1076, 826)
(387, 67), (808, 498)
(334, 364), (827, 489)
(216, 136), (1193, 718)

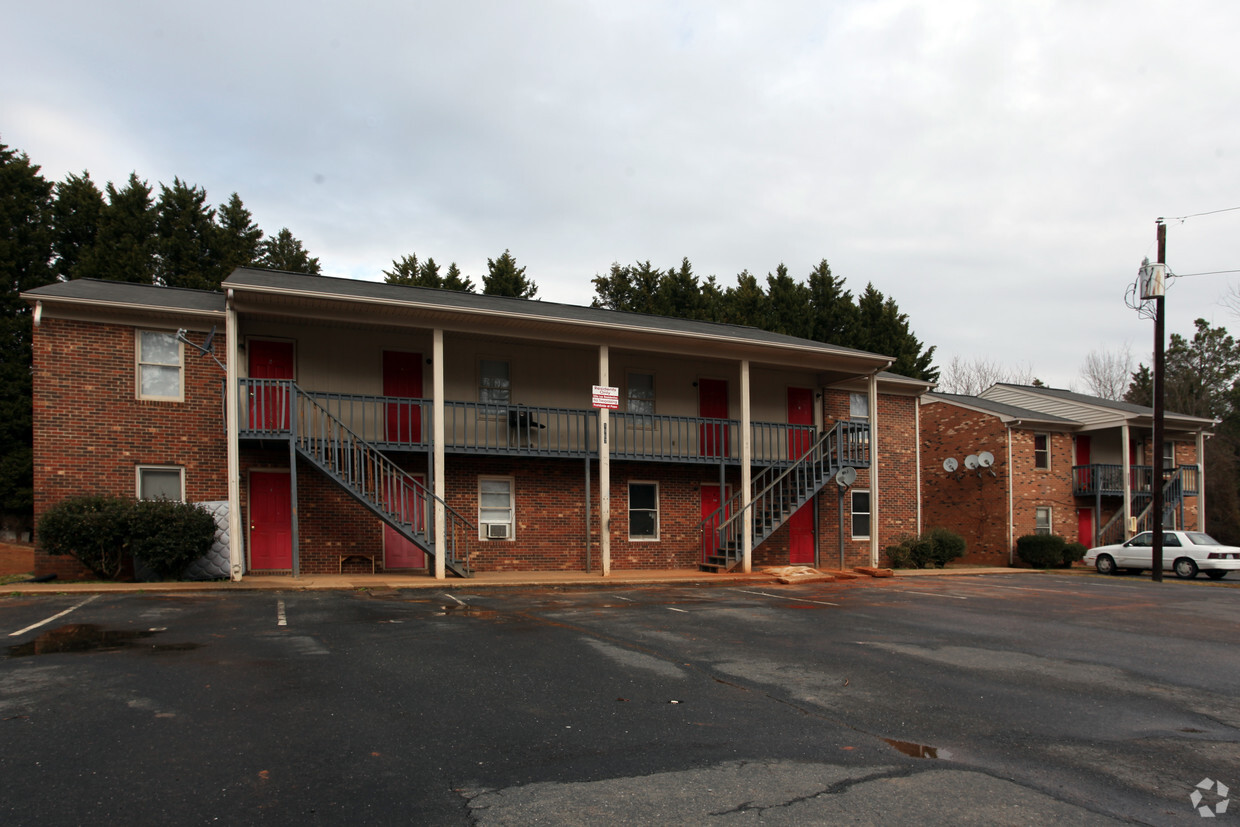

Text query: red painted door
(383, 351), (423, 443)
(701, 484), (731, 563)
(787, 387), (813, 460)
(788, 504), (814, 564)
(384, 473), (427, 569)
(699, 379), (729, 458)
(249, 471), (292, 570)
(1077, 508), (1094, 547)
(1075, 435), (1091, 465)
(248, 340), (294, 430)
(1075, 434), (1092, 491)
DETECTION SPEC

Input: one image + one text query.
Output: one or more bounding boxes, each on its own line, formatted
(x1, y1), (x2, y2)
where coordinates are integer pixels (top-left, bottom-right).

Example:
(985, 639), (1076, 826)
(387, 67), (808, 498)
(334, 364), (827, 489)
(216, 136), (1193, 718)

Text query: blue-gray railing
(240, 379), (824, 465)
(699, 420), (870, 570)
(1072, 464), (1199, 497)
(1094, 466), (1192, 547)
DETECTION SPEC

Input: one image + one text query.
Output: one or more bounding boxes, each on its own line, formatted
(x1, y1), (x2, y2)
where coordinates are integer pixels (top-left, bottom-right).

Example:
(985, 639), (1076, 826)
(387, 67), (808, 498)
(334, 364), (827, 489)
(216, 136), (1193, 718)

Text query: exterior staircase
(1094, 467), (1189, 548)
(699, 421), (868, 572)
(291, 384), (475, 577)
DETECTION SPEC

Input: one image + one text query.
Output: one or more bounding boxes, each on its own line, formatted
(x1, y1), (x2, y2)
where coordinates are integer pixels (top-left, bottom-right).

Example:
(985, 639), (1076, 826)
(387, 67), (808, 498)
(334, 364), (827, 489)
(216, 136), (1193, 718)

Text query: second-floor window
(1034, 434), (1050, 469)
(849, 392), (869, 420)
(627, 372), (655, 422)
(1163, 441), (1176, 469)
(479, 359), (510, 407)
(137, 331), (183, 401)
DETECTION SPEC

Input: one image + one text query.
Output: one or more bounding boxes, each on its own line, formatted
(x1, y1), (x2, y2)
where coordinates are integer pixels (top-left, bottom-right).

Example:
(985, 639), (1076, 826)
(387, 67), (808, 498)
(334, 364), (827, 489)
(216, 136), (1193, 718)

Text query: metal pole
(1152, 219), (1166, 582)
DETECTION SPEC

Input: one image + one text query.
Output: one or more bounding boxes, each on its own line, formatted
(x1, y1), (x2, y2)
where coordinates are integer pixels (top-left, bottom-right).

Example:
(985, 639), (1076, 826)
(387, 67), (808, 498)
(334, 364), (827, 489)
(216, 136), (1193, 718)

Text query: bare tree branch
(1075, 344), (1133, 400)
(937, 356), (1037, 396)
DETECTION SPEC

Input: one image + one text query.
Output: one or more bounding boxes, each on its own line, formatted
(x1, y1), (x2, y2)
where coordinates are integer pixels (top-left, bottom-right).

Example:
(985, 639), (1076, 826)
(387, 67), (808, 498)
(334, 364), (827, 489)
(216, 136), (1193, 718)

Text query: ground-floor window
(479, 477), (514, 540)
(851, 489), (870, 538)
(137, 465), (184, 501)
(628, 481), (659, 540)
(1035, 506), (1052, 535)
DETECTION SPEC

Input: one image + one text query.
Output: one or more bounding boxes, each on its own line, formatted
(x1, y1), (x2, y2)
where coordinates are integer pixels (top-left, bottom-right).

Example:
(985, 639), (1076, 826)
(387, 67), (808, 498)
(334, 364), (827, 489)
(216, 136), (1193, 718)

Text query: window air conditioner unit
(486, 523), (510, 539)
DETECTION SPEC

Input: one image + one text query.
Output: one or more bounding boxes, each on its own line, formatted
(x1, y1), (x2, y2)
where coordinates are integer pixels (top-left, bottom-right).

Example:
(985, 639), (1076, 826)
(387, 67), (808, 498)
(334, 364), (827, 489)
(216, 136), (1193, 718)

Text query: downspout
(1197, 430), (1207, 533)
(915, 396), (922, 535)
(1121, 422), (1132, 538)
(868, 371), (879, 567)
(1006, 422), (1016, 565)
(740, 360), (752, 573)
(225, 291), (243, 581)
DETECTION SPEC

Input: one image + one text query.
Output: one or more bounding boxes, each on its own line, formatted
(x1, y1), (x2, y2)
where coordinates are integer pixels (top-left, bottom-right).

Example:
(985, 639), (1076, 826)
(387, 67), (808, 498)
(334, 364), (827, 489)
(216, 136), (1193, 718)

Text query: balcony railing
(238, 379), (862, 466)
(1072, 464), (1199, 497)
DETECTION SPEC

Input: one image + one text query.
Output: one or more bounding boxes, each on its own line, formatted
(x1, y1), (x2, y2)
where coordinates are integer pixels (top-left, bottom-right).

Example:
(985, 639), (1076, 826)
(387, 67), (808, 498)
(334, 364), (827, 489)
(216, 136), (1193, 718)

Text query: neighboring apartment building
(26, 269), (932, 580)
(920, 385), (1214, 565)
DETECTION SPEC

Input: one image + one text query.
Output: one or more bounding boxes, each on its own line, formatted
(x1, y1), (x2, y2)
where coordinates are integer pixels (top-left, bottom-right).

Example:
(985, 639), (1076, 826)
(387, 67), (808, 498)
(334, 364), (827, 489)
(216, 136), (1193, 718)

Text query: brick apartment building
(26, 269), (932, 580)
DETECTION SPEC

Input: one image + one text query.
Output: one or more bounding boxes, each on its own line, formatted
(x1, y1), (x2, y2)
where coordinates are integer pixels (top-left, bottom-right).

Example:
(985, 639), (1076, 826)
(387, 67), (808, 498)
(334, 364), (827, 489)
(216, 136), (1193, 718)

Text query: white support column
(1197, 431), (1206, 532)
(433, 329), (446, 580)
(225, 296), (243, 581)
(1121, 422), (1132, 538)
(914, 398), (922, 536)
(868, 372), (879, 567)
(599, 345), (611, 576)
(740, 360), (752, 573)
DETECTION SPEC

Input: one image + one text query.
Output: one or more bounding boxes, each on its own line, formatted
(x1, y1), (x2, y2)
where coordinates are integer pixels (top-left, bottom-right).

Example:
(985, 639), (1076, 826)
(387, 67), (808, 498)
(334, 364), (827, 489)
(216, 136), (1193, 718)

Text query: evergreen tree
(482, 249), (537, 299)
(51, 171), (104, 280)
(78, 173), (157, 283)
(217, 193), (263, 276)
(658, 258), (708, 320)
(805, 259), (856, 345)
(591, 262), (635, 311)
(700, 274), (726, 323)
(853, 283), (938, 381)
(155, 178), (224, 290)
(383, 254), (475, 291)
(724, 270), (766, 327)
(442, 262), (476, 292)
(256, 228), (321, 274)
(764, 263), (812, 338)
(384, 253), (422, 285)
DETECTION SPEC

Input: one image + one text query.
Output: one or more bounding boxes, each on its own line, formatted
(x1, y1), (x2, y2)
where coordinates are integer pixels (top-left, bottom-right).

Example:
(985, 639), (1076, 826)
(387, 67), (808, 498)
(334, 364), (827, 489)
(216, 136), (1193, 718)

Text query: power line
(1170, 268), (1240, 278)
(1162, 205), (1240, 222)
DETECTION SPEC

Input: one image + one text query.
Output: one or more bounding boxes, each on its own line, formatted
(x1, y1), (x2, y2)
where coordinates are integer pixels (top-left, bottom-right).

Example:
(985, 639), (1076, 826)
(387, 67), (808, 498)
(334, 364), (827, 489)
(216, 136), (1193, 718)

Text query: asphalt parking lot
(2, 573), (1238, 825)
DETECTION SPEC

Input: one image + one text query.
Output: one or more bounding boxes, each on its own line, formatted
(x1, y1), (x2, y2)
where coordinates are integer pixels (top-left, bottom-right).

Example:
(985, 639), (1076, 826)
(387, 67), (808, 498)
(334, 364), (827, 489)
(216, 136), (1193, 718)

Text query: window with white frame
(851, 489), (871, 538)
(627, 372), (655, 421)
(479, 359), (510, 407)
(1163, 441), (1176, 469)
(628, 481), (659, 540)
(137, 331), (183, 401)
(1034, 506), (1052, 535)
(849, 392), (869, 420)
(479, 477), (514, 540)
(137, 466), (185, 501)
(1034, 434), (1050, 469)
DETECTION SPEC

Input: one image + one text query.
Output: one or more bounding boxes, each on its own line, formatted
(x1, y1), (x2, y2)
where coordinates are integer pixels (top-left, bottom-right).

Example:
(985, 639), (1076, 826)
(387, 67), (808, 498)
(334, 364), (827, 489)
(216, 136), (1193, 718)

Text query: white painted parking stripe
(8, 594), (100, 637)
(735, 589), (840, 607)
(442, 593), (467, 606)
(667, 607), (689, 613)
(896, 589), (967, 600)
(276, 599), (287, 627)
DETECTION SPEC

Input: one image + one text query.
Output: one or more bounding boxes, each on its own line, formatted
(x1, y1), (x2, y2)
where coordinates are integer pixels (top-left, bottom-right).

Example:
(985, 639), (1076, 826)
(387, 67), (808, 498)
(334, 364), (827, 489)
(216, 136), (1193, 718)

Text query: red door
(701, 484), (731, 563)
(788, 504), (814, 565)
(248, 340), (295, 430)
(699, 379), (729, 458)
(787, 387), (813, 460)
(384, 473), (427, 569)
(249, 471), (292, 570)
(383, 351), (423, 443)
(1075, 434), (1092, 491)
(1077, 508), (1094, 547)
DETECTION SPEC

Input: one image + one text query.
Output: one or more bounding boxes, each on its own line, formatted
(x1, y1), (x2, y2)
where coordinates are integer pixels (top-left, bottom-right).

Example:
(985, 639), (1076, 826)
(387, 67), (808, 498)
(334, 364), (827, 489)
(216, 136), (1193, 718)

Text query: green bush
(885, 528), (967, 569)
(1016, 534), (1067, 568)
(926, 527), (967, 568)
(38, 495), (217, 580)
(1063, 541), (1087, 567)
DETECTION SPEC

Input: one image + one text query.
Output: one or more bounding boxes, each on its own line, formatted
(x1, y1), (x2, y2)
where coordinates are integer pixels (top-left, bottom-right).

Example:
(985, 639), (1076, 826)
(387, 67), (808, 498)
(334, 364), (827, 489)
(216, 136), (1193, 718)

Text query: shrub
(1062, 541), (1088, 567)
(37, 495), (133, 579)
(129, 499), (217, 578)
(926, 527), (967, 568)
(1016, 534), (1067, 568)
(885, 528), (967, 569)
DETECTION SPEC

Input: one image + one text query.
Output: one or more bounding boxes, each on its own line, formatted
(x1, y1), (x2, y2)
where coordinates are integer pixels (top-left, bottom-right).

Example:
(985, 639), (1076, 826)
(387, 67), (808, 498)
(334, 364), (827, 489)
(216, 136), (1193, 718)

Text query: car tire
(1095, 554), (1117, 575)
(1205, 570), (1228, 581)
(1173, 557), (1199, 579)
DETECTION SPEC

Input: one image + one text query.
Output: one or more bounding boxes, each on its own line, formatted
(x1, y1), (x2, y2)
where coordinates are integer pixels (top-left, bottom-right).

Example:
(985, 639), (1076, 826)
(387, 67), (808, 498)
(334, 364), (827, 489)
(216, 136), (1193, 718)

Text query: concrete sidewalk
(2, 565), (1035, 594)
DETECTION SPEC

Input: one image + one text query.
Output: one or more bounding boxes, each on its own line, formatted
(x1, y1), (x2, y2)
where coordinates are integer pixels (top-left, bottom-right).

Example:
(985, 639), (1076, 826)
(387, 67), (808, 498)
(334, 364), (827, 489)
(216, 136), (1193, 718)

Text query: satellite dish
(942, 457), (958, 473)
(978, 451), (994, 468)
(201, 325), (217, 354)
(964, 454), (979, 470)
(835, 466), (857, 488)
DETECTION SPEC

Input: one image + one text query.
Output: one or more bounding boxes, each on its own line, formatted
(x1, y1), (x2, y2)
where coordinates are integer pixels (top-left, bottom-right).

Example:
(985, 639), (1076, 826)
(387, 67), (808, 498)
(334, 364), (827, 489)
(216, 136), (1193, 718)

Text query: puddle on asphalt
(6, 624), (200, 658)
(432, 605), (498, 619)
(883, 738), (950, 760)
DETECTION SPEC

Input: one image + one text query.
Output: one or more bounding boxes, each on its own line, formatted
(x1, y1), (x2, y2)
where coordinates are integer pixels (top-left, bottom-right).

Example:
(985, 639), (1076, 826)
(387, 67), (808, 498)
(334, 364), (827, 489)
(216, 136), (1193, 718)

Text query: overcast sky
(6, 1), (1239, 388)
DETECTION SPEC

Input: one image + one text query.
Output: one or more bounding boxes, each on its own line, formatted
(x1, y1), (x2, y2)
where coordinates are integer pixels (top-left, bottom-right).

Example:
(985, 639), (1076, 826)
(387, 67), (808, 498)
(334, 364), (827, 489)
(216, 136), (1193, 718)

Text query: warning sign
(592, 385), (619, 409)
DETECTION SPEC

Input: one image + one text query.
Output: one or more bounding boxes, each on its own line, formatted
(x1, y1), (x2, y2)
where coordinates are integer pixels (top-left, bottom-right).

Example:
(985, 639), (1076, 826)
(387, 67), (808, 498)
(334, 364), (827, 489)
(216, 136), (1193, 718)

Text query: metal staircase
(699, 421), (868, 572)
(1094, 467), (1188, 548)
(291, 384), (475, 577)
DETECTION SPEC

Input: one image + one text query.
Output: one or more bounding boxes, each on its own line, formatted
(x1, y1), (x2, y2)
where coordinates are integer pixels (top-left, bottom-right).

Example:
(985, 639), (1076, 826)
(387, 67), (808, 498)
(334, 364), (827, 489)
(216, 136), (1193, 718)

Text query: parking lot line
(735, 589), (840, 606)
(277, 599), (288, 627)
(8, 594), (100, 637)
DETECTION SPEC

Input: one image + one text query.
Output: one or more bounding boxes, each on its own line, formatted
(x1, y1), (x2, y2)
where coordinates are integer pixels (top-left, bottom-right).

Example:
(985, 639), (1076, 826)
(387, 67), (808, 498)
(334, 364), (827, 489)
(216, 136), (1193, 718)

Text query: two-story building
(27, 269), (932, 580)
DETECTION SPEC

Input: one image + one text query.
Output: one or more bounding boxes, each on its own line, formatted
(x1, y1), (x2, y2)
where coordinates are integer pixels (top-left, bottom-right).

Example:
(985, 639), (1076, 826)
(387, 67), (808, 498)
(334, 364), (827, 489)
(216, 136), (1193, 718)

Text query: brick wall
(32, 318), (228, 578)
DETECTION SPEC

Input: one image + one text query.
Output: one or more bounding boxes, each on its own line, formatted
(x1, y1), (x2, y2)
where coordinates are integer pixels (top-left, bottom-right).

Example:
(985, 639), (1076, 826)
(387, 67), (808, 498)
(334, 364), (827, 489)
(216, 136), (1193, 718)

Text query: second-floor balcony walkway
(239, 379), (872, 468)
(1072, 463), (1199, 498)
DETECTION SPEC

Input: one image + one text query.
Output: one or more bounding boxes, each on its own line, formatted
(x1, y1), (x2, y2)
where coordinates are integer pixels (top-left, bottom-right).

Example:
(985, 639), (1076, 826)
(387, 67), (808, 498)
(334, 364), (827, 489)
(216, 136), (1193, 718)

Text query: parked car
(1084, 531), (1240, 579)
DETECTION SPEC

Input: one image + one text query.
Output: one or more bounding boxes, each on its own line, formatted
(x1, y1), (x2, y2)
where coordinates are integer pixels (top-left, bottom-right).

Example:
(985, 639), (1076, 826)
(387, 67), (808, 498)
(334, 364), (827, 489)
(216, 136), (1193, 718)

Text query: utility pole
(1151, 219), (1166, 582)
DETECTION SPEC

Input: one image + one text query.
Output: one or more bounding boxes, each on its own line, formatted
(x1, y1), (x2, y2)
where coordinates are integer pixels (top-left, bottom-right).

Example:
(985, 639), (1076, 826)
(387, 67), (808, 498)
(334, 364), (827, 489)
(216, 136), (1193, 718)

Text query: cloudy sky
(6, 1), (1239, 388)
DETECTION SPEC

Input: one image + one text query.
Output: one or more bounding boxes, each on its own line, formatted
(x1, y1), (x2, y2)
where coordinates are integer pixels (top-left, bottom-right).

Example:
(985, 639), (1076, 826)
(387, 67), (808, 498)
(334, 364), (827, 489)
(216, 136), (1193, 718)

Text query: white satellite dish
(964, 454), (979, 470)
(942, 457), (958, 473)
(978, 451), (994, 468)
(835, 466), (857, 488)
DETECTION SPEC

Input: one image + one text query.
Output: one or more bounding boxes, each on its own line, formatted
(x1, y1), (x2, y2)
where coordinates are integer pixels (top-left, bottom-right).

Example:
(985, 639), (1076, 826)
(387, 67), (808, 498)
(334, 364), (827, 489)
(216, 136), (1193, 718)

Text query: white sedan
(1085, 531), (1240, 579)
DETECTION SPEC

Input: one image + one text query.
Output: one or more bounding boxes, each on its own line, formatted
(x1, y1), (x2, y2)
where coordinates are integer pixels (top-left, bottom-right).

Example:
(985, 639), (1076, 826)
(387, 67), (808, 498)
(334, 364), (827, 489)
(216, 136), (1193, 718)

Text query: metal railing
(1094, 467), (1191, 547)
(1072, 464), (1199, 497)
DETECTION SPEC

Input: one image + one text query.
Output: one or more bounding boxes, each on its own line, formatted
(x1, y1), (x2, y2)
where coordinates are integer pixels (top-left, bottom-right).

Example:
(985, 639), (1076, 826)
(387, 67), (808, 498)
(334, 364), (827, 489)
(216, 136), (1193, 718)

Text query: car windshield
(1185, 532), (1220, 545)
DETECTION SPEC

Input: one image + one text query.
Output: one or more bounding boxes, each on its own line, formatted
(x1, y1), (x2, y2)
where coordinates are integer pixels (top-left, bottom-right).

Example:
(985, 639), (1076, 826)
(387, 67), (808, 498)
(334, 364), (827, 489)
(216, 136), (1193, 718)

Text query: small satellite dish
(201, 325), (217, 354)
(942, 457), (958, 473)
(964, 454), (979, 470)
(835, 466), (857, 488)
(978, 451), (994, 468)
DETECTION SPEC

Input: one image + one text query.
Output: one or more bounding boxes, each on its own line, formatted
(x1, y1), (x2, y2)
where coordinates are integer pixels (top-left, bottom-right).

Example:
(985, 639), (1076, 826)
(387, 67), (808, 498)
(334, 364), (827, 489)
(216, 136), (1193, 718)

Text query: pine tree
(217, 193), (263, 276)
(482, 249), (537, 299)
(764, 263), (811, 338)
(384, 253), (421, 285)
(155, 178), (224, 290)
(805, 259), (856, 346)
(658, 258), (708, 320)
(442, 262), (476, 292)
(51, 171), (104, 280)
(724, 270), (766, 327)
(256, 228), (321, 274)
(78, 173), (157, 283)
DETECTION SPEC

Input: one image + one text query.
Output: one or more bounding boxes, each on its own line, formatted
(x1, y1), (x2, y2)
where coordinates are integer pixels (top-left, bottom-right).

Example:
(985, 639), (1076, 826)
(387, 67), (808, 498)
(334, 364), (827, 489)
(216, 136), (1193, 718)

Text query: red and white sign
(592, 385), (619, 409)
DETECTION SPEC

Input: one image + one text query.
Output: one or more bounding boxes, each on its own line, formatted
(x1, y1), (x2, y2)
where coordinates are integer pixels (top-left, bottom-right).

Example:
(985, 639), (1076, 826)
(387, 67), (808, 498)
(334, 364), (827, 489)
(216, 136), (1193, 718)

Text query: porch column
(1197, 430), (1206, 532)
(225, 294), (243, 581)
(740, 359), (752, 573)
(599, 345), (611, 576)
(433, 329), (446, 580)
(1121, 422), (1132, 538)
(868, 371), (879, 567)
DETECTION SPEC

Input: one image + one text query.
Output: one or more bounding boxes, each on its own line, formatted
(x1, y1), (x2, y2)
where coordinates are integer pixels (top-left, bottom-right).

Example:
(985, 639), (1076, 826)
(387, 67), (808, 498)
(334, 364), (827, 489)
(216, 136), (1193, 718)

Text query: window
(479, 477), (514, 539)
(851, 489), (870, 538)
(849, 392), (869, 420)
(1034, 434), (1050, 469)
(137, 331), (183, 400)
(1163, 441), (1176, 469)
(479, 359), (510, 407)
(1034, 506), (1052, 535)
(627, 372), (655, 418)
(137, 466), (184, 501)
(628, 482), (659, 540)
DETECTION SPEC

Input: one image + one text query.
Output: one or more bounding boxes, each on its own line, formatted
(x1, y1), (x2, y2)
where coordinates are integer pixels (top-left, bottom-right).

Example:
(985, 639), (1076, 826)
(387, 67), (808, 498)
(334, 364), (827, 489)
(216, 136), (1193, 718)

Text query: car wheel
(1173, 558), (1199, 579)
(1094, 554), (1118, 575)
(1205, 570), (1228, 581)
